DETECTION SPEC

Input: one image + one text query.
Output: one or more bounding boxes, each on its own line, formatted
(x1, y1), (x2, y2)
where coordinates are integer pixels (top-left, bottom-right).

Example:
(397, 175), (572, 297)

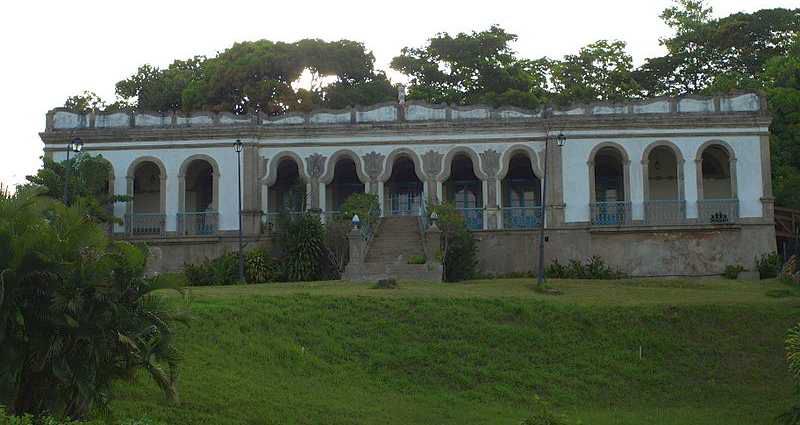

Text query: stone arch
(498, 144), (543, 180)
(126, 155), (167, 181)
(320, 149), (369, 184)
(641, 140), (685, 201)
(378, 148), (426, 182)
(438, 146), (488, 182)
(587, 142), (631, 204)
(178, 154), (221, 213)
(695, 140), (738, 200)
(263, 151), (308, 186)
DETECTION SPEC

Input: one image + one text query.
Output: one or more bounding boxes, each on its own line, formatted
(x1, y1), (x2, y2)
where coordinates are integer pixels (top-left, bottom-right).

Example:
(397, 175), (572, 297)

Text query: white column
(378, 183), (385, 217)
(684, 160), (699, 219)
(165, 171), (179, 232)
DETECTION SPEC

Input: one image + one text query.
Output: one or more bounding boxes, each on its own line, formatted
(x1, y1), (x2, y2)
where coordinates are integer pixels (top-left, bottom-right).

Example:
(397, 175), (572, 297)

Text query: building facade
(40, 92), (776, 277)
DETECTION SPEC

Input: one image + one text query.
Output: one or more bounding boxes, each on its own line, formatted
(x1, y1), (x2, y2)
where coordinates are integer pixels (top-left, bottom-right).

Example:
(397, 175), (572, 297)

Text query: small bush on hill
(373, 278), (398, 289)
(756, 252), (781, 279)
(724, 264), (746, 280)
(407, 254), (426, 264)
(184, 252), (239, 286)
(245, 248), (280, 283)
(428, 203), (478, 282)
(545, 257), (625, 279)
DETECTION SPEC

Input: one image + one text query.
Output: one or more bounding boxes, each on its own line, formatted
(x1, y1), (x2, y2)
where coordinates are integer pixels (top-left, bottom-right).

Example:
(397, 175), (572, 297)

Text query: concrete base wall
(474, 223), (777, 277)
(132, 223), (776, 278)
(123, 236), (274, 274)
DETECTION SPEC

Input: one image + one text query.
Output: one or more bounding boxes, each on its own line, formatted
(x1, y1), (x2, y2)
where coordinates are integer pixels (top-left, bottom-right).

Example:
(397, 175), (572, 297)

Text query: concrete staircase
(344, 216), (442, 282)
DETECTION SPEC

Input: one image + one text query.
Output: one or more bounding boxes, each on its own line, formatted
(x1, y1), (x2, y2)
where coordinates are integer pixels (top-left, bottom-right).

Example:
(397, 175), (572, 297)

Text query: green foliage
(339, 192), (380, 224)
(407, 255), (426, 265)
(782, 323), (800, 424)
(428, 203), (477, 282)
(549, 39), (640, 105)
(0, 191), (183, 419)
(372, 278), (398, 289)
(756, 252), (782, 279)
(391, 25), (549, 109)
(545, 257), (626, 280)
(23, 154), (128, 223)
(244, 249), (280, 284)
(724, 264), (746, 280)
(277, 213), (326, 282)
(183, 252), (240, 286)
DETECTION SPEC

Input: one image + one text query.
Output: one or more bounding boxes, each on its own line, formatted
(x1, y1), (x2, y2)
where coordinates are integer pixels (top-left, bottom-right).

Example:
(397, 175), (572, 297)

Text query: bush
(245, 248), (280, 283)
(277, 212), (326, 282)
(545, 256), (625, 280)
(184, 252), (240, 286)
(756, 252), (781, 279)
(372, 278), (398, 289)
(407, 254), (426, 264)
(724, 264), (746, 279)
(0, 190), (183, 418)
(339, 192), (380, 225)
(428, 203), (478, 282)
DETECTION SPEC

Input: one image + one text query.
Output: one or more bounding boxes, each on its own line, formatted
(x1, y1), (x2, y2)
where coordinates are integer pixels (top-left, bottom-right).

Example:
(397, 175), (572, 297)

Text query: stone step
(343, 262), (443, 282)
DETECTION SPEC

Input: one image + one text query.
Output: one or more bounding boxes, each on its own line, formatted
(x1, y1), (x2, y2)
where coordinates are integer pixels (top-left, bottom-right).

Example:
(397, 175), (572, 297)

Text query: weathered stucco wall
(474, 224), (776, 277)
(139, 236), (273, 274)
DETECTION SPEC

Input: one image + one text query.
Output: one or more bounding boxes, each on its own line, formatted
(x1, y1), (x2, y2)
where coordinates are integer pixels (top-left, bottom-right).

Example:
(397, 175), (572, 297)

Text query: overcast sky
(1, 0), (795, 190)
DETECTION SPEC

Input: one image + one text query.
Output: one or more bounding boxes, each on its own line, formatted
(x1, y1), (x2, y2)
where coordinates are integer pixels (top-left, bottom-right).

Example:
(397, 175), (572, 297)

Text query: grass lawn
(107, 277), (800, 424)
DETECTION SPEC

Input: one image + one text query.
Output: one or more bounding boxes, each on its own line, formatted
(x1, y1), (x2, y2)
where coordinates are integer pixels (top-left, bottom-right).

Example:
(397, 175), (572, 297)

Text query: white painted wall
(52, 128), (765, 232)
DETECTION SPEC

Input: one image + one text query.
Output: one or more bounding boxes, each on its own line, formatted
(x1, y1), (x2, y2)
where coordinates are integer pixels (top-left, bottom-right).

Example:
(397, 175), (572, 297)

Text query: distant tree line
(63, 1), (800, 207)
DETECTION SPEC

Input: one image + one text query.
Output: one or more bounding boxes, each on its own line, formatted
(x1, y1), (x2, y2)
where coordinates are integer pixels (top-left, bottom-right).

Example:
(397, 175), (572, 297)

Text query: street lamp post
(63, 137), (84, 205)
(536, 110), (566, 287)
(234, 139), (245, 282)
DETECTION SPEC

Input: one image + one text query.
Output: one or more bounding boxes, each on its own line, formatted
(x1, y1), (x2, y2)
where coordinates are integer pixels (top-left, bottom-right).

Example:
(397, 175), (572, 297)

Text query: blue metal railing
(590, 202), (632, 226)
(389, 192), (422, 216)
(457, 207), (484, 231)
(502, 206), (543, 229)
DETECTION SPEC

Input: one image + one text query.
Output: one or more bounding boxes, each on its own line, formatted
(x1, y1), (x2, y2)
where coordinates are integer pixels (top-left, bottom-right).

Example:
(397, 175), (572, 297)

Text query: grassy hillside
(108, 278), (800, 424)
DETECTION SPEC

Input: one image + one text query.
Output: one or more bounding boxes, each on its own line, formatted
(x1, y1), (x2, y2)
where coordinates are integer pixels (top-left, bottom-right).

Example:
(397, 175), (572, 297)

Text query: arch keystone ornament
(422, 150), (444, 202)
(362, 151), (386, 194)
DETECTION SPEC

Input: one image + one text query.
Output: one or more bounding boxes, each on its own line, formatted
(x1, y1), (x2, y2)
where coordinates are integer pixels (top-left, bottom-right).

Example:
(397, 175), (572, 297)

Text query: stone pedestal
(424, 223), (443, 262)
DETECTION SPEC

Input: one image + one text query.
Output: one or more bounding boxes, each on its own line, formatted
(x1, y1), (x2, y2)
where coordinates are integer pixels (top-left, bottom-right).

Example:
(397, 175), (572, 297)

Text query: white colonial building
(40, 92), (776, 278)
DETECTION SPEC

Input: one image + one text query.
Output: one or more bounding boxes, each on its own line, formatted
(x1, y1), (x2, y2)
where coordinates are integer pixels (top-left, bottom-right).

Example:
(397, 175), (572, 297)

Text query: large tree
(391, 25), (549, 109)
(549, 40), (640, 105)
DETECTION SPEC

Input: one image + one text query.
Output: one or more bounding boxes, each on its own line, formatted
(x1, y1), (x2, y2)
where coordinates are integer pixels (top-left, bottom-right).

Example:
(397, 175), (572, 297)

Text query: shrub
(428, 203), (478, 282)
(756, 252), (781, 279)
(184, 252), (240, 286)
(373, 278), (398, 289)
(723, 264), (746, 279)
(0, 190), (183, 418)
(245, 248), (280, 283)
(277, 213), (326, 282)
(544, 256), (625, 280)
(407, 254), (426, 264)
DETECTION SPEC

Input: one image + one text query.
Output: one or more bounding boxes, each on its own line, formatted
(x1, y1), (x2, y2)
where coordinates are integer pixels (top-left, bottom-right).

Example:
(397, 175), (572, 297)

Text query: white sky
(1, 0), (795, 190)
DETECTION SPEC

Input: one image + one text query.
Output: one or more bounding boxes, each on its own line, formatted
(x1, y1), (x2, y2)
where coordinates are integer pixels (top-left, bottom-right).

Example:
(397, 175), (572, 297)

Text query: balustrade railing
(643, 200), (687, 225)
(125, 213), (166, 237)
(590, 202), (632, 226)
(697, 199), (739, 224)
(177, 212), (218, 236)
(502, 206), (543, 229)
(389, 192), (422, 216)
(457, 207), (484, 231)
